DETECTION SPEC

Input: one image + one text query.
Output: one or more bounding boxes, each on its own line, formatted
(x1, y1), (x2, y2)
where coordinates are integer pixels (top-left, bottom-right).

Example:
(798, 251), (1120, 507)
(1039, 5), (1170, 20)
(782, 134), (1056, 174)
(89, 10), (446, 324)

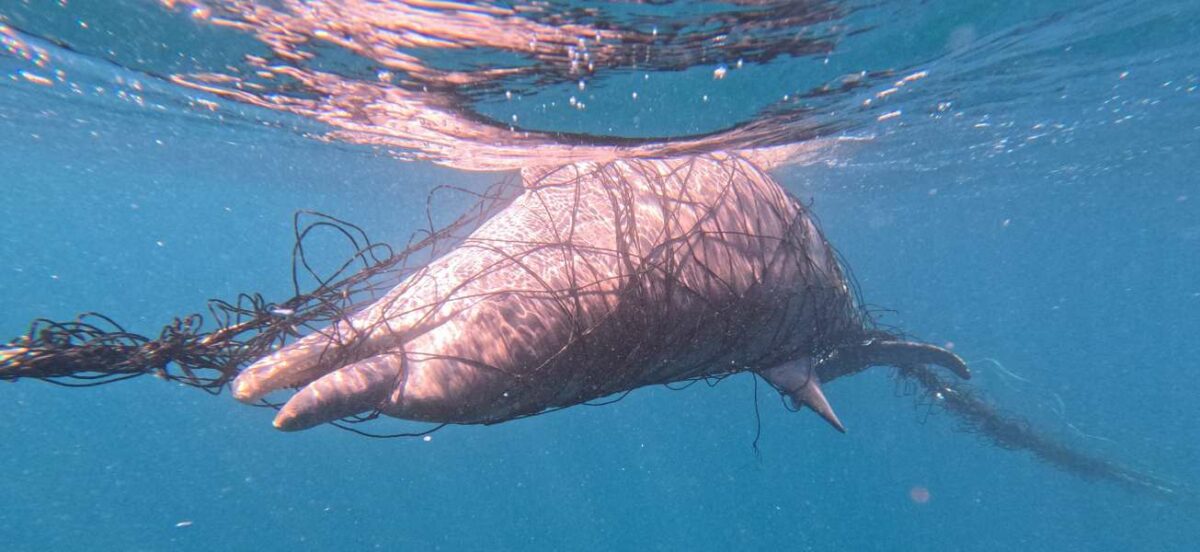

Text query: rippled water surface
(2, 1), (1199, 550)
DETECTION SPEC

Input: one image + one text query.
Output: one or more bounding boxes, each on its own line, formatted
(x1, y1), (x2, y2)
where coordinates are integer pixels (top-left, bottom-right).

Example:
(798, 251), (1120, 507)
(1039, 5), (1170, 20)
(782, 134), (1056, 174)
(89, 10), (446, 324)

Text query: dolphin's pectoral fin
(758, 359), (846, 433)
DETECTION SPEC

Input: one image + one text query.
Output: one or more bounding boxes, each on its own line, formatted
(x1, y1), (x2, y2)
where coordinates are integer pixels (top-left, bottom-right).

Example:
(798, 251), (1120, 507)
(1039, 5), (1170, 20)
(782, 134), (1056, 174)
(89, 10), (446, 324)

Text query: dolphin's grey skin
(232, 153), (968, 431)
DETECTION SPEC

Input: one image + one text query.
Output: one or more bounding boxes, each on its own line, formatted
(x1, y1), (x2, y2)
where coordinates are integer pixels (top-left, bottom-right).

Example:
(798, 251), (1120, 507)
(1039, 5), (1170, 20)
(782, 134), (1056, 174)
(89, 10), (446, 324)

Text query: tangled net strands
(0, 180), (517, 403)
(893, 365), (1180, 497)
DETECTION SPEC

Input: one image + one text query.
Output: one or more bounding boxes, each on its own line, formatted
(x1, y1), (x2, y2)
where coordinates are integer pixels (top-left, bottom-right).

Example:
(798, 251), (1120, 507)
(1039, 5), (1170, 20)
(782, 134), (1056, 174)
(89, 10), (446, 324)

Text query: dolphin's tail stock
(815, 337), (1183, 500)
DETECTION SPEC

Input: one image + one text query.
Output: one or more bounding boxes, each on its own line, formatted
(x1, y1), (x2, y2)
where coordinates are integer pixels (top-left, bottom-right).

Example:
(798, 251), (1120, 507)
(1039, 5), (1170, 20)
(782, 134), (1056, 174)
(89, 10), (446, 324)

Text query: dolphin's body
(233, 153), (967, 431)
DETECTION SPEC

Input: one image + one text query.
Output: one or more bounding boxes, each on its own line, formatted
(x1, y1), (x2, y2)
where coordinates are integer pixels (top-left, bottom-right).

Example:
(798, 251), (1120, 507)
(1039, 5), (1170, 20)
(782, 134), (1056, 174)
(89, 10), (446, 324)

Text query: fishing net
(0, 179), (519, 419)
(0, 154), (1180, 499)
(1, 155), (882, 427)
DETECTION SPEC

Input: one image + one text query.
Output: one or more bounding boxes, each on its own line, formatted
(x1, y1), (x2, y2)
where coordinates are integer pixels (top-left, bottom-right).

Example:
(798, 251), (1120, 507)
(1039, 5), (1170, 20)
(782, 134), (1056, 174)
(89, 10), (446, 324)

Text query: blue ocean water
(2, 0), (1198, 550)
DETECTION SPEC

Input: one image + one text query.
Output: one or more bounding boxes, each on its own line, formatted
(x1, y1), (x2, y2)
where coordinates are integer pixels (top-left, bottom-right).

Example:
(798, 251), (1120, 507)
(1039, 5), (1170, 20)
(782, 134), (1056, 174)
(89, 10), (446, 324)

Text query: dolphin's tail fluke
(817, 338), (1182, 499)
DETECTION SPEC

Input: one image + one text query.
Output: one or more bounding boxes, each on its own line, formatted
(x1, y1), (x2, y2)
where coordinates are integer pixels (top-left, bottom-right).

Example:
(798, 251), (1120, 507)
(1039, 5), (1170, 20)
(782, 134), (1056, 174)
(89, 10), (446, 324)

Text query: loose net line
(0, 177), (522, 436)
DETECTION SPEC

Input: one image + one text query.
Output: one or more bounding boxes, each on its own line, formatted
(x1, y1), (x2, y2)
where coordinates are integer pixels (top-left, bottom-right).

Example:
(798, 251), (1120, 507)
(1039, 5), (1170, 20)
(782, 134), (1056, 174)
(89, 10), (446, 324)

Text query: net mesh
(0, 180), (518, 399)
(0, 156), (1181, 499)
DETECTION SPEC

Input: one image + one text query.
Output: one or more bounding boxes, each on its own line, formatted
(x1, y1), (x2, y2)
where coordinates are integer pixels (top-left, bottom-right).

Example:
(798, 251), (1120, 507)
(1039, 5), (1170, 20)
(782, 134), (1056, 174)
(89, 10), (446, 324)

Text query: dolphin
(230, 153), (968, 431)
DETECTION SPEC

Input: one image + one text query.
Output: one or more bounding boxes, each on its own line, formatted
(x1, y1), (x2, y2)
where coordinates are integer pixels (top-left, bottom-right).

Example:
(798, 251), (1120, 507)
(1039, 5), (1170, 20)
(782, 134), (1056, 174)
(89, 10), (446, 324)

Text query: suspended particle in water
(713, 65), (728, 80)
(909, 486), (931, 504)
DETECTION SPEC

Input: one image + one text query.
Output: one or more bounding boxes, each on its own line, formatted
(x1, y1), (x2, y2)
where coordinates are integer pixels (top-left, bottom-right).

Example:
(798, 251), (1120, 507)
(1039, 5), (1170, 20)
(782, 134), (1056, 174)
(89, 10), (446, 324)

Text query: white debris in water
(422, 435), (432, 442)
(175, 520), (193, 528)
(877, 110), (901, 121)
(271, 308), (295, 317)
(713, 65), (727, 80)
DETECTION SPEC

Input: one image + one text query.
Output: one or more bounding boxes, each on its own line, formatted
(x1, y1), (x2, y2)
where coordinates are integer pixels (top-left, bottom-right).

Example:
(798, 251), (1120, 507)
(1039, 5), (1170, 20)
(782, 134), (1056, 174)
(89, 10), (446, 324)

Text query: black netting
(0, 155), (1180, 498)
(0, 179), (520, 418)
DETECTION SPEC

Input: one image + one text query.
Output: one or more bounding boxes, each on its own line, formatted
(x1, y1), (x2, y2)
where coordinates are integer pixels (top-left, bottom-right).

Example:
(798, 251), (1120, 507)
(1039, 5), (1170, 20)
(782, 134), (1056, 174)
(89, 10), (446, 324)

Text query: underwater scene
(1, 0), (1198, 550)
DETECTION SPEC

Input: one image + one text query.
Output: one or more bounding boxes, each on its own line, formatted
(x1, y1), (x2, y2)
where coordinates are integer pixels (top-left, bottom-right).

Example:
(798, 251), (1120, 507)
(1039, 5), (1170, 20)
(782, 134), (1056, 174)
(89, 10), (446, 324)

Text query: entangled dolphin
(232, 153), (969, 431)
